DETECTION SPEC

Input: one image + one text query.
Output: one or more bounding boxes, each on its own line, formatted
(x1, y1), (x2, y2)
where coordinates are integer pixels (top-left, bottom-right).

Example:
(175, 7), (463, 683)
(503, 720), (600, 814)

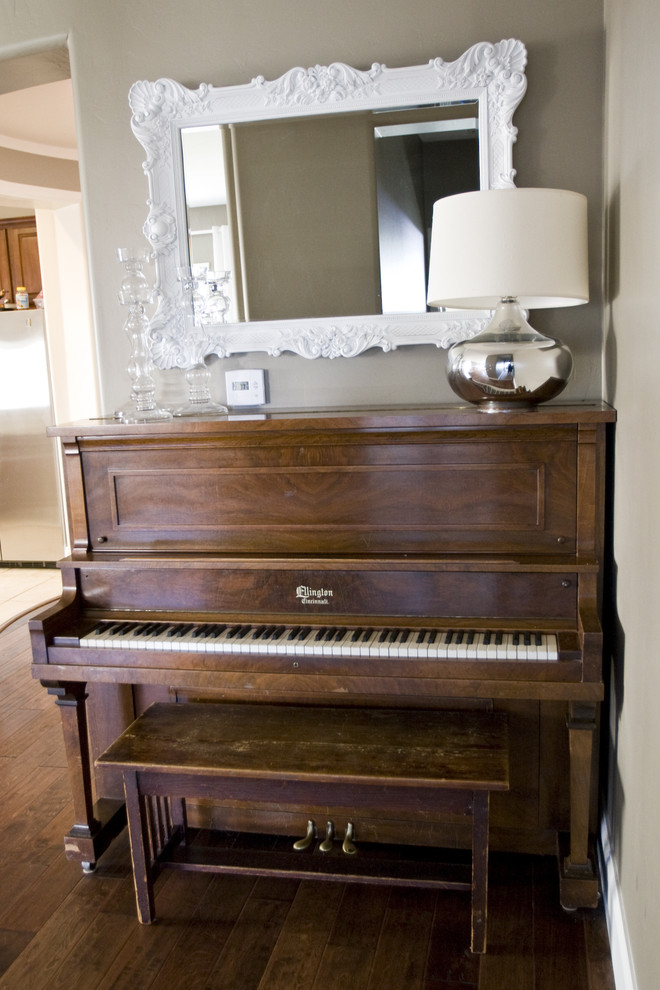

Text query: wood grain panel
(79, 427), (577, 555)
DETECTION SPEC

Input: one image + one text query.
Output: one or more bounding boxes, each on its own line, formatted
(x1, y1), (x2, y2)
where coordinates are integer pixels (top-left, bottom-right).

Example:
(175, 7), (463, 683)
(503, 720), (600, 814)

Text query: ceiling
(0, 71), (78, 216)
(0, 78), (77, 161)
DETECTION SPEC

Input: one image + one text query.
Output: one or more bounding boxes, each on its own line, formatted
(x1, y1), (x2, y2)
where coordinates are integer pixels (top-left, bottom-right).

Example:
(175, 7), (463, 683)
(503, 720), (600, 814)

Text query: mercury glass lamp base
(446, 298), (573, 410)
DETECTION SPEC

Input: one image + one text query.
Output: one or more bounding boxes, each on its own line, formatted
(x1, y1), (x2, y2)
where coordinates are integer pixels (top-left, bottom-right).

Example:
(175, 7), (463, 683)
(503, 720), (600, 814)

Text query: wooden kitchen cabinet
(0, 217), (42, 305)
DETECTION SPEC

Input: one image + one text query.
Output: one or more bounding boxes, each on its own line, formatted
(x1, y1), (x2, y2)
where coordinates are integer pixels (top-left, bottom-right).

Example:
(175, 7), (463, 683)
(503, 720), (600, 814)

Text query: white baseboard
(598, 816), (637, 990)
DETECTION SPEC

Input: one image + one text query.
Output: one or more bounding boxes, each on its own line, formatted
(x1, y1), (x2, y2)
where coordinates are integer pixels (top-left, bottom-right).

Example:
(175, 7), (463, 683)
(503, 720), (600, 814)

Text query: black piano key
(168, 623), (193, 638)
(133, 624), (153, 637)
(111, 622), (135, 635)
(149, 623), (172, 635)
(191, 624), (212, 639)
(97, 622), (121, 636)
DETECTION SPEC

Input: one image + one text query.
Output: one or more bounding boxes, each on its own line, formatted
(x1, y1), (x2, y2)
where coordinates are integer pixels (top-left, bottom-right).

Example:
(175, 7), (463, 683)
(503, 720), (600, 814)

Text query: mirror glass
(129, 40), (527, 366)
(181, 104), (479, 324)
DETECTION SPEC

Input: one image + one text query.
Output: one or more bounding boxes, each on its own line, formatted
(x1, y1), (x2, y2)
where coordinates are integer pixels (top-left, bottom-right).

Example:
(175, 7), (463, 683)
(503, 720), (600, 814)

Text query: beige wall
(604, 0), (660, 986)
(0, 0), (604, 413)
(36, 203), (99, 425)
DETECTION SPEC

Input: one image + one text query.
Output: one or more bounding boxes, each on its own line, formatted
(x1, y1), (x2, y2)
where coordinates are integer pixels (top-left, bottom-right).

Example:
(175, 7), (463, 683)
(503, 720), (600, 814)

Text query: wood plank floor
(0, 609), (616, 990)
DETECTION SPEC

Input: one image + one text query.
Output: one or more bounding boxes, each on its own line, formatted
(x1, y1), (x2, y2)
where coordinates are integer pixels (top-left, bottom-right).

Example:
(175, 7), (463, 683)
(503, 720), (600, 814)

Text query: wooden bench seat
(97, 702), (509, 953)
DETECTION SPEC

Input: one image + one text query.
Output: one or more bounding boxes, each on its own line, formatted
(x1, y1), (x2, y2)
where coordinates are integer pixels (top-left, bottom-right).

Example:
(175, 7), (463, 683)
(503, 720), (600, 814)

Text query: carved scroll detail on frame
(129, 39), (527, 366)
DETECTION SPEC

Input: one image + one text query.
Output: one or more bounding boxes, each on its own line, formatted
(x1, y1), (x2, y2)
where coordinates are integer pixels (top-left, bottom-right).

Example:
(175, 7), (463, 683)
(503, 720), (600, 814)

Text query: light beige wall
(1, 0), (604, 414)
(604, 0), (660, 986)
(36, 203), (99, 424)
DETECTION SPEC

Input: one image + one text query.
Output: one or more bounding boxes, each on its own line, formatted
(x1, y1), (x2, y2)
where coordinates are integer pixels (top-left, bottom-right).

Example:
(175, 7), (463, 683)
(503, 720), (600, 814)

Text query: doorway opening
(0, 44), (99, 563)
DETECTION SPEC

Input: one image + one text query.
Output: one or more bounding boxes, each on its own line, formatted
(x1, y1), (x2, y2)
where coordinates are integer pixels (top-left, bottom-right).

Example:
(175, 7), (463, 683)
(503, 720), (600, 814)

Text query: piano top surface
(47, 402), (616, 438)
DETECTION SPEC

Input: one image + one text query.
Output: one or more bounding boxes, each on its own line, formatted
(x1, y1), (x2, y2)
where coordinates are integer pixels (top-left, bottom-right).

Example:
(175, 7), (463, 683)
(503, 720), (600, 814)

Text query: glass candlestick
(116, 247), (172, 423)
(202, 271), (231, 325)
(173, 266), (227, 417)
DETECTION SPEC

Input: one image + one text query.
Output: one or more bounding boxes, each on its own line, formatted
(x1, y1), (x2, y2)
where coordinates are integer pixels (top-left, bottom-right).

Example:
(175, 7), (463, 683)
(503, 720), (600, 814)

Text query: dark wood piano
(29, 403), (615, 909)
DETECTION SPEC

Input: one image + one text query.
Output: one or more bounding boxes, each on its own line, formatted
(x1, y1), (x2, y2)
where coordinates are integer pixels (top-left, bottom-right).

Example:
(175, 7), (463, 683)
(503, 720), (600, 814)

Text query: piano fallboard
(63, 559), (581, 620)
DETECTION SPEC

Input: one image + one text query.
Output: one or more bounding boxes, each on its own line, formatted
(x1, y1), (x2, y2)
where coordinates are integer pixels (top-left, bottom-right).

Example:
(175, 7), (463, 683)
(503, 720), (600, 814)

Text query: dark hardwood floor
(0, 614), (616, 990)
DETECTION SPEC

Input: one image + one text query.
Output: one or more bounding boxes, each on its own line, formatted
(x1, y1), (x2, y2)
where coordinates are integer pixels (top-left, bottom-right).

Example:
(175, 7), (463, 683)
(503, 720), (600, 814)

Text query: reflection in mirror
(373, 109), (478, 314)
(181, 105), (479, 325)
(182, 125), (242, 322)
(129, 40), (527, 364)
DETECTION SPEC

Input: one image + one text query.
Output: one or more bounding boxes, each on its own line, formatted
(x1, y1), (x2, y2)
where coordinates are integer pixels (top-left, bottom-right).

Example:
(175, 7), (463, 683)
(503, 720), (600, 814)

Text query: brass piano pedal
(293, 819), (316, 851)
(319, 820), (335, 853)
(342, 822), (357, 855)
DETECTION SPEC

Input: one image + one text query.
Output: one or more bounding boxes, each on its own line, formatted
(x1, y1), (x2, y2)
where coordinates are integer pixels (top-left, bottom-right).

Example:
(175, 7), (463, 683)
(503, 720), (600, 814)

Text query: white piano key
(328, 628), (347, 656)
(516, 633), (530, 661)
(406, 630), (427, 659)
(292, 627), (318, 656)
(357, 629), (379, 657)
(424, 632), (443, 659)
(485, 633), (499, 660)
(541, 633), (559, 661)
(446, 631), (463, 659)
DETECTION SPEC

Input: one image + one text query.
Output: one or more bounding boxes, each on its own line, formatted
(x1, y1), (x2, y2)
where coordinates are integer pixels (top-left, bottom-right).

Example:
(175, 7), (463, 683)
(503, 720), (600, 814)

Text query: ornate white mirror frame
(129, 39), (527, 368)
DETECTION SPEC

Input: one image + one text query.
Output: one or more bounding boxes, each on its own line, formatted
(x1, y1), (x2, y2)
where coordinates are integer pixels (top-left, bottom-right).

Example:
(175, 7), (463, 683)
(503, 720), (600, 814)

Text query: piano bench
(97, 701), (509, 954)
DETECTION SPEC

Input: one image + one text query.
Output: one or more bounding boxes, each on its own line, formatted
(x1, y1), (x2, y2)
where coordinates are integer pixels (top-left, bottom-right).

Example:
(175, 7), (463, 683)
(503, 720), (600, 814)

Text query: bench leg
(123, 770), (156, 924)
(470, 790), (490, 954)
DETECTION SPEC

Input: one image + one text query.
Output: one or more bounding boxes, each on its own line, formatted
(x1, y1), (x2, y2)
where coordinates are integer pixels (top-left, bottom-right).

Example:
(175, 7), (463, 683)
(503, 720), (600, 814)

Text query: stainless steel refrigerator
(0, 309), (64, 562)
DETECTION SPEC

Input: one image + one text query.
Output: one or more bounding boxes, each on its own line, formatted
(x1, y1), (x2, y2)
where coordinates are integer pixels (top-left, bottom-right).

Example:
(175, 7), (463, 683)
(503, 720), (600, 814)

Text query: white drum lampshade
(427, 188), (588, 409)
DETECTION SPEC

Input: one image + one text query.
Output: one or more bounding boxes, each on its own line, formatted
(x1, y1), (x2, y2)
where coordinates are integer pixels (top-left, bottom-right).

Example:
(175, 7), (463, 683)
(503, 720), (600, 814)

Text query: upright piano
(30, 403), (615, 909)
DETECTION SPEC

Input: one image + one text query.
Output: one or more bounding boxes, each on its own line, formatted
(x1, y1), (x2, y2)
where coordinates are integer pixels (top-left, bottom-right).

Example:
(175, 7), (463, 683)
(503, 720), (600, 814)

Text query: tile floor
(0, 566), (63, 629)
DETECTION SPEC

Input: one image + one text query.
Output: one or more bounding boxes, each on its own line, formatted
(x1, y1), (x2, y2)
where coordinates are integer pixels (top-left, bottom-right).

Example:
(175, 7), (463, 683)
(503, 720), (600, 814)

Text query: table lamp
(426, 188), (588, 409)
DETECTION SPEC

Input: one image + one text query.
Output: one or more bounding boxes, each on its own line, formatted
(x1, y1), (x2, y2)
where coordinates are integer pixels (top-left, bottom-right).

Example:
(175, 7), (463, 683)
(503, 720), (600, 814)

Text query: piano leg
(42, 679), (126, 870)
(558, 700), (599, 910)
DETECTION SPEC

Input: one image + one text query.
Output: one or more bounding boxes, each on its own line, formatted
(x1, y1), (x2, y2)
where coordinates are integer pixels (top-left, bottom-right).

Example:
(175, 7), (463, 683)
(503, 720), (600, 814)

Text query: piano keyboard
(79, 621), (559, 661)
